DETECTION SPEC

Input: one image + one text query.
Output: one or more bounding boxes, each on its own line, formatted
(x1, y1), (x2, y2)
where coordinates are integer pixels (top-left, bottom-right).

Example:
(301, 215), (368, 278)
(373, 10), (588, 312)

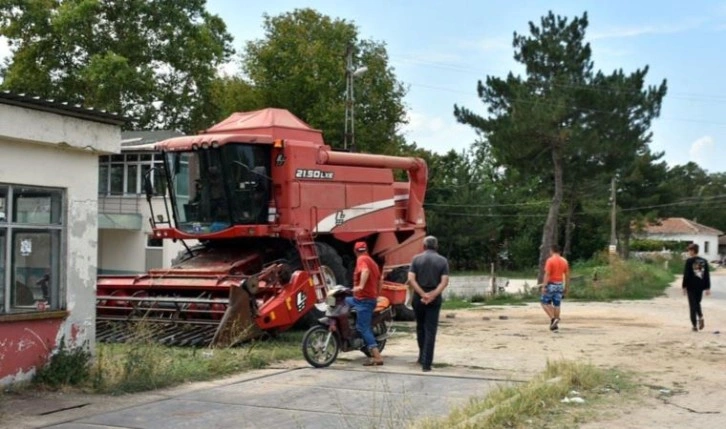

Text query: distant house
(637, 217), (723, 261)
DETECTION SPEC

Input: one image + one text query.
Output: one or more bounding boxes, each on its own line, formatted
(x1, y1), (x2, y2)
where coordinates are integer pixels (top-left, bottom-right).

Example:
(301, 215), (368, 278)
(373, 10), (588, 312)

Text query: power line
(392, 54), (726, 103)
(406, 81), (726, 127)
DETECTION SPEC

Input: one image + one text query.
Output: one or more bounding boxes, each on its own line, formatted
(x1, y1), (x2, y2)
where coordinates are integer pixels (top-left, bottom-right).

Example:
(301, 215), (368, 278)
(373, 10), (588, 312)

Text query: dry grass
(413, 360), (636, 429)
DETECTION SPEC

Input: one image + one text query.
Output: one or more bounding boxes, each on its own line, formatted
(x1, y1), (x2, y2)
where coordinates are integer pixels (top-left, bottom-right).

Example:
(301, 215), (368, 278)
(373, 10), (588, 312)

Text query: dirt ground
(381, 271), (726, 428)
(2, 273), (725, 428)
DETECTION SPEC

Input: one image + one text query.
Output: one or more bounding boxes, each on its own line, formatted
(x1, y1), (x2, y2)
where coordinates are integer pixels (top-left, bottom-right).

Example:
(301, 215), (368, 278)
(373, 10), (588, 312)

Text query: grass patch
(415, 360), (635, 429)
(91, 330), (303, 394)
(569, 257), (675, 301)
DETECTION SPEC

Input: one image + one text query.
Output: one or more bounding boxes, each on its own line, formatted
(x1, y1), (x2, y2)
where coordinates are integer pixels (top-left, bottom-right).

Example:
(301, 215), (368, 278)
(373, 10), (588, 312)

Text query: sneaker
(550, 318), (560, 331)
(422, 367), (432, 372)
(692, 326), (698, 332)
(699, 318), (705, 331)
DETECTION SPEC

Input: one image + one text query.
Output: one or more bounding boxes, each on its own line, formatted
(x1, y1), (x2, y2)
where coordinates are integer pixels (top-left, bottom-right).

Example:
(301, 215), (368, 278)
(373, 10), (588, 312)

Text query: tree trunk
(538, 145), (564, 283)
(563, 195), (576, 258)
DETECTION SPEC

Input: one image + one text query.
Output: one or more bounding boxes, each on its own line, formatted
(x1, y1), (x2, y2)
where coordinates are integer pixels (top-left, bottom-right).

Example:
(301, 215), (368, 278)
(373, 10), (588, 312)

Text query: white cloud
(402, 111), (478, 154)
(689, 135), (715, 161)
(590, 18), (706, 40)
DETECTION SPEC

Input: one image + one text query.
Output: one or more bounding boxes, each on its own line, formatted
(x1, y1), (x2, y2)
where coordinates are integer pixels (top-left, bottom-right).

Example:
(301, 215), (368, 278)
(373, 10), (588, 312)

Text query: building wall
(0, 110), (119, 385)
(643, 233), (720, 261)
(98, 197), (191, 274)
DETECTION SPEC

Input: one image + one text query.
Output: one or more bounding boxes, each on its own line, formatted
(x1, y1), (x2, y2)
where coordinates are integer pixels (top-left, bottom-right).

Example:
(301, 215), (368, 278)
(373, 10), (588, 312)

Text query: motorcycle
(301, 285), (394, 368)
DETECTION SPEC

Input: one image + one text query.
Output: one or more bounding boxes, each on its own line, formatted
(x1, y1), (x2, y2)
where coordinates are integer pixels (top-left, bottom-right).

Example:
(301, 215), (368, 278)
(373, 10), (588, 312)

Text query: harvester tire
(385, 267), (416, 321)
(289, 242), (348, 329)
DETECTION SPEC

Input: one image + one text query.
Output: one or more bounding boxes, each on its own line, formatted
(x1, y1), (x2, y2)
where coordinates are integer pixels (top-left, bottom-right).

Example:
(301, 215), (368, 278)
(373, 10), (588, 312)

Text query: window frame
(99, 152), (166, 196)
(0, 183), (65, 314)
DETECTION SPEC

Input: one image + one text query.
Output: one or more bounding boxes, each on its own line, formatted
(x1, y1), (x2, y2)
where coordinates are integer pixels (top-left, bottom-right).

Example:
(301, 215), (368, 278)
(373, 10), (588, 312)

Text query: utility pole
(609, 176), (617, 254)
(343, 45), (354, 152)
(343, 44), (367, 152)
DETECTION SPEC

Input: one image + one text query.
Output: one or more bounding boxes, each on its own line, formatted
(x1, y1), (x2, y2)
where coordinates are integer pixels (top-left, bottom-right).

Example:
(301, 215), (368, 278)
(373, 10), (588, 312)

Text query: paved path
(41, 367), (510, 429)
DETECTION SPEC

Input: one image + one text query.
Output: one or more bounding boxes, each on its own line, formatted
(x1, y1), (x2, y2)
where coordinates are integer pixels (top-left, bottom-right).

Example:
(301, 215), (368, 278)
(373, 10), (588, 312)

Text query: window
(146, 236), (163, 248)
(98, 153), (167, 196)
(1, 184), (64, 314)
(704, 241), (710, 254)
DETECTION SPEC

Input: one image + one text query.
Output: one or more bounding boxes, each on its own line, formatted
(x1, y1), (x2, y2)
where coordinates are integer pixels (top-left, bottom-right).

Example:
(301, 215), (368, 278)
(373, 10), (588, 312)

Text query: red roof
(205, 108), (324, 144)
(642, 218), (723, 236)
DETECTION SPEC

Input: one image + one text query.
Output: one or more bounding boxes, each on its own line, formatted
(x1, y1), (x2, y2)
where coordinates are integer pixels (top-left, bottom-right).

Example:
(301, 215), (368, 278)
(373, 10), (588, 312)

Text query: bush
(630, 239), (690, 252)
(569, 257), (674, 301)
(34, 338), (91, 388)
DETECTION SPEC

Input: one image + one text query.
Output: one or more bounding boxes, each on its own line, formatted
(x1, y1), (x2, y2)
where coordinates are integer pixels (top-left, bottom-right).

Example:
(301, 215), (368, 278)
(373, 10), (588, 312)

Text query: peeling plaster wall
(0, 104), (119, 153)
(0, 113), (119, 385)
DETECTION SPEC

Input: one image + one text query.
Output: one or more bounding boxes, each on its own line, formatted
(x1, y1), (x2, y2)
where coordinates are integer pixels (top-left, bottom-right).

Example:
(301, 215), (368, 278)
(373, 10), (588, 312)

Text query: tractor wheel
(289, 242), (348, 328)
(302, 325), (340, 368)
(385, 267), (416, 321)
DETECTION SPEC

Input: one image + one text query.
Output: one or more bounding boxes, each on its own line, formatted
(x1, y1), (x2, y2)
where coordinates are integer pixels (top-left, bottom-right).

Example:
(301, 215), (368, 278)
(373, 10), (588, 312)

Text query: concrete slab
(43, 368), (508, 429)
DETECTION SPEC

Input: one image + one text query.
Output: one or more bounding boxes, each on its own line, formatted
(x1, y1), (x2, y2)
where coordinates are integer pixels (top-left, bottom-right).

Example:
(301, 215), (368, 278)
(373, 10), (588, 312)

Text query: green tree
(0, 0), (233, 132)
(455, 11), (666, 279)
(241, 8), (407, 154)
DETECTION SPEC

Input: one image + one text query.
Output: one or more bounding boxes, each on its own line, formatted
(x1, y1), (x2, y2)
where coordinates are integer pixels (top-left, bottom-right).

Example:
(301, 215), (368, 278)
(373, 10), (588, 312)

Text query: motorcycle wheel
(302, 325), (340, 368)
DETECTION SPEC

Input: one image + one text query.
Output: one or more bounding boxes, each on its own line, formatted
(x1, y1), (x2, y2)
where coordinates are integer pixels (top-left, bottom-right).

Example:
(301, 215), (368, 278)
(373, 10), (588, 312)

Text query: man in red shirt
(540, 244), (570, 331)
(345, 241), (383, 365)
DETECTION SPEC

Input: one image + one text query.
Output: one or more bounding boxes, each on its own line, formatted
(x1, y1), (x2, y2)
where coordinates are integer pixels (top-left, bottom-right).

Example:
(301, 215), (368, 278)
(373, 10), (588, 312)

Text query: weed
(415, 360), (635, 429)
(33, 337), (91, 388)
(91, 329), (303, 394)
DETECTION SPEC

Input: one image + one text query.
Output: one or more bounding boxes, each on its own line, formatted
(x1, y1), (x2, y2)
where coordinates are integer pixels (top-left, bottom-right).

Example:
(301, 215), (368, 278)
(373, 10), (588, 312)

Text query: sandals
(363, 360), (384, 366)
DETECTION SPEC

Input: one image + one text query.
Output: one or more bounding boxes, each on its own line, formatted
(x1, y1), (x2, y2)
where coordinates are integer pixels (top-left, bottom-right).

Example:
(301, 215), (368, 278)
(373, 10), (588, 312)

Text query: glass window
(98, 164), (109, 195)
(110, 164), (124, 194)
(147, 237), (163, 248)
(704, 241), (710, 254)
(11, 231), (59, 308)
(151, 165), (166, 195)
(110, 154), (124, 162)
(12, 187), (63, 225)
(0, 186), (6, 222)
(127, 164), (138, 194)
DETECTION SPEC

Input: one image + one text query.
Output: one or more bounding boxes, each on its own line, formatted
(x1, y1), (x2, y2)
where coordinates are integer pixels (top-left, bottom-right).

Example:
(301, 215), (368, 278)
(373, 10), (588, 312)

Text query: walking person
(345, 241), (384, 365)
(682, 243), (711, 332)
(540, 244), (570, 331)
(408, 236), (449, 372)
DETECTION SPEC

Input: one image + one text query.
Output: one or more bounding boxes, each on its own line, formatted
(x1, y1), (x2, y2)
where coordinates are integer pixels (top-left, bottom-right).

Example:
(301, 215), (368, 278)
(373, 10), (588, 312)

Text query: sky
(1, 0), (725, 173)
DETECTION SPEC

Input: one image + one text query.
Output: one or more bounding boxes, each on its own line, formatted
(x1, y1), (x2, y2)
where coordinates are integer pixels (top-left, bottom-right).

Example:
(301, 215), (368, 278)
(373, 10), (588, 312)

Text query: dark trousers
(686, 287), (704, 327)
(413, 293), (442, 369)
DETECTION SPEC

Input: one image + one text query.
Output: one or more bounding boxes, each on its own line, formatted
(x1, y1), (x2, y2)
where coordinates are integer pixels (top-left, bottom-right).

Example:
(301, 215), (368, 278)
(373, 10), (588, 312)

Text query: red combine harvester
(96, 108), (428, 347)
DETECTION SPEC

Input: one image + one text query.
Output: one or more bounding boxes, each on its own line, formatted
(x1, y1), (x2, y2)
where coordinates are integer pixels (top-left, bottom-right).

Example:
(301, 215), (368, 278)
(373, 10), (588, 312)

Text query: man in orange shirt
(345, 241), (383, 365)
(541, 244), (570, 331)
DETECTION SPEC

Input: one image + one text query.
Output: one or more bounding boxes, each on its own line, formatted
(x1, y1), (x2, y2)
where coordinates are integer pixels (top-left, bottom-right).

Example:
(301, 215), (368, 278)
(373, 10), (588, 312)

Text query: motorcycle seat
(374, 296), (390, 312)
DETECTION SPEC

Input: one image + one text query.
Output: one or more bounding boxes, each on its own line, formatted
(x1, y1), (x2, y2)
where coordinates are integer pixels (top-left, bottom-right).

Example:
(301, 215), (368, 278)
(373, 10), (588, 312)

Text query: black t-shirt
(682, 256), (710, 291)
(409, 250), (449, 291)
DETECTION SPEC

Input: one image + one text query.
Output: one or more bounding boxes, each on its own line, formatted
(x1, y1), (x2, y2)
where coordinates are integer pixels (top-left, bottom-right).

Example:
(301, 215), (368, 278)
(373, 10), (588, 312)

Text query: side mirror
(143, 175), (154, 201)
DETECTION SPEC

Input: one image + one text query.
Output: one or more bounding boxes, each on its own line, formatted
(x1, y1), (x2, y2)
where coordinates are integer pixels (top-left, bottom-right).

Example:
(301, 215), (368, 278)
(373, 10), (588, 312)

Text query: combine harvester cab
(96, 108), (428, 347)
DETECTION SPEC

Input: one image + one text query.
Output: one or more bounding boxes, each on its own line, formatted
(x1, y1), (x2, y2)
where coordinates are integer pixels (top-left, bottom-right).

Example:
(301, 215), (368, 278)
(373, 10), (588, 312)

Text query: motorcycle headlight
(325, 295), (337, 307)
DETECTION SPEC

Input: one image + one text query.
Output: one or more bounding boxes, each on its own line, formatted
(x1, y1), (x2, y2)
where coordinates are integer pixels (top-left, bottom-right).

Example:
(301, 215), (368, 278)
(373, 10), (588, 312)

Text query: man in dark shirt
(682, 243), (711, 331)
(408, 236), (449, 372)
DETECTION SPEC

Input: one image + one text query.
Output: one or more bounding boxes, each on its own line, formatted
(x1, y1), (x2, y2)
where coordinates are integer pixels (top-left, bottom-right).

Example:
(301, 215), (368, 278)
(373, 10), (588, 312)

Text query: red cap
(354, 242), (367, 252)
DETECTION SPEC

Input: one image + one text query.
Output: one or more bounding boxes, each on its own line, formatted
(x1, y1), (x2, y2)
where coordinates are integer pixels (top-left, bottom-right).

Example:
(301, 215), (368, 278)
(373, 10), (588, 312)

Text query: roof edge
(0, 90), (126, 126)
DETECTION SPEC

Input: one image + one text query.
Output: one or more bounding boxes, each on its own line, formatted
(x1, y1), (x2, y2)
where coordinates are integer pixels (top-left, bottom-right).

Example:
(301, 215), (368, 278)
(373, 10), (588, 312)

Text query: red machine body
(96, 109), (427, 346)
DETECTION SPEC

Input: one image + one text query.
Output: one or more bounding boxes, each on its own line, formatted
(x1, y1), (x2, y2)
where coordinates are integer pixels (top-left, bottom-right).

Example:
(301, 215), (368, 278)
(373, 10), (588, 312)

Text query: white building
(97, 130), (189, 275)
(0, 91), (122, 384)
(638, 217), (723, 262)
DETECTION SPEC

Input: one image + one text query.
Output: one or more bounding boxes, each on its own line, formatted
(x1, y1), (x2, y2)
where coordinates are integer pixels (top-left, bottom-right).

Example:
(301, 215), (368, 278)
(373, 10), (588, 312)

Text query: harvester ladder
(295, 231), (327, 303)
